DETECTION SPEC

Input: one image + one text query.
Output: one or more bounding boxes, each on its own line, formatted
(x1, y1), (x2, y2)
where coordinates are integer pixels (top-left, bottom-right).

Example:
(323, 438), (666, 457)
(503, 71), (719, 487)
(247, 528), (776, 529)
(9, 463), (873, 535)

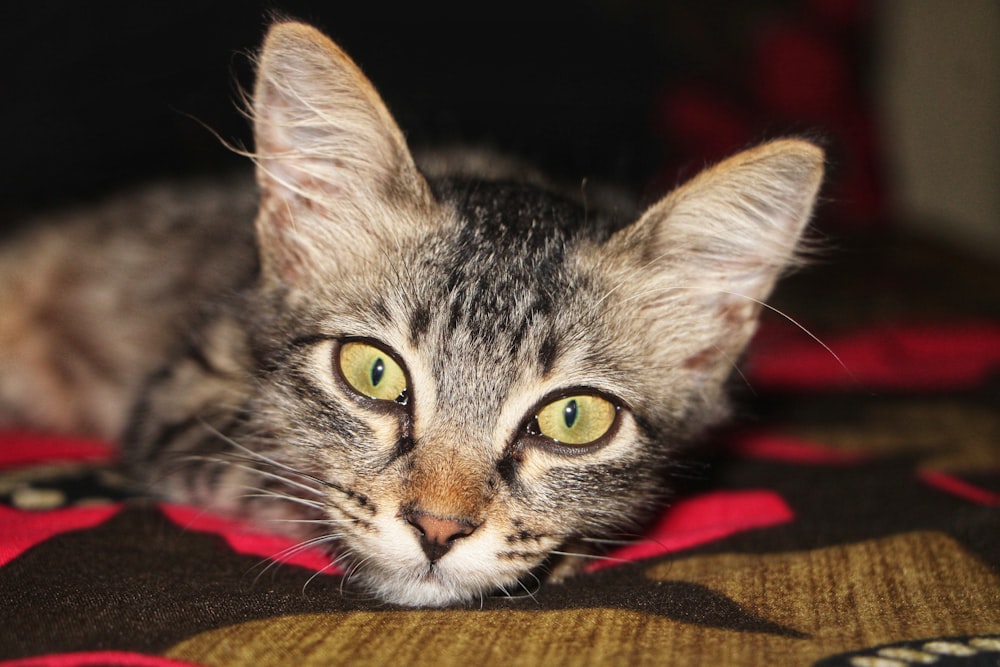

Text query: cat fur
(0, 22), (824, 606)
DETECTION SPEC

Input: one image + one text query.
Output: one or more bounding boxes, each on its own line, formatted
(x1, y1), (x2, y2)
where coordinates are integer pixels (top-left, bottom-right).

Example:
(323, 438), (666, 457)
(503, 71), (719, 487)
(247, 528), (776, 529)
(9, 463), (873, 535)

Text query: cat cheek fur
(0, 20), (824, 608)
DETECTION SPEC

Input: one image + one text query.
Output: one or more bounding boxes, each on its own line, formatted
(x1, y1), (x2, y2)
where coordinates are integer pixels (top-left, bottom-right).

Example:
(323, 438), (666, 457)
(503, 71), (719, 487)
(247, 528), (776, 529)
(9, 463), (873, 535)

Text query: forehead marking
(538, 334), (560, 377)
(408, 304), (431, 344)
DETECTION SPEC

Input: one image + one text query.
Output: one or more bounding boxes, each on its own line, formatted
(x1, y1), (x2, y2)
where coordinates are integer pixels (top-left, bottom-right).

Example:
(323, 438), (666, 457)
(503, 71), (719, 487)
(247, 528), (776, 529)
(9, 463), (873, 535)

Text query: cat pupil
(563, 400), (578, 428)
(371, 358), (385, 387)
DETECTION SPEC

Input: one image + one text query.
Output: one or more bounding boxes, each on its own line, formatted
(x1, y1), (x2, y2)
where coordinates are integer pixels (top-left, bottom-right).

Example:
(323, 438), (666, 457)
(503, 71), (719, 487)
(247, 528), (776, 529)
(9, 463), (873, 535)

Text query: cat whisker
(329, 551), (366, 599)
(568, 252), (836, 400)
(619, 282), (854, 384)
(721, 289), (854, 381)
(266, 517), (356, 526)
(172, 462), (334, 518)
(236, 488), (327, 512)
(519, 572), (542, 603)
(578, 536), (647, 546)
(197, 419), (340, 491)
(267, 532), (341, 565)
(175, 452), (327, 500)
(577, 529), (680, 558)
(301, 554), (347, 596)
(247, 532), (342, 585)
(340, 554), (374, 598)
(262, 530), (340, 559)
(729, 357), (757, 394)
(547, 550), (633, 566)
(222, 459), (327, 498)
(491, 575), (541, 604)
(330, 549), (355, 569)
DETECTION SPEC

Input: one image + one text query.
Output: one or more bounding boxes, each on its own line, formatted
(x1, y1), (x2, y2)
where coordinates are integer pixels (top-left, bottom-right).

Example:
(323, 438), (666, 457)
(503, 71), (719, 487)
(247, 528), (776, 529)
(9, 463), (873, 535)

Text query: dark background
(1, 0), (881, 230)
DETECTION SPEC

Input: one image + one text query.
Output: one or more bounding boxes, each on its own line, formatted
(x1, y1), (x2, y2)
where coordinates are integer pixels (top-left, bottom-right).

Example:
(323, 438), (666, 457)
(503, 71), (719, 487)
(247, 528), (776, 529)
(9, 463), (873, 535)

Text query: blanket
(1, 234), (998, 666)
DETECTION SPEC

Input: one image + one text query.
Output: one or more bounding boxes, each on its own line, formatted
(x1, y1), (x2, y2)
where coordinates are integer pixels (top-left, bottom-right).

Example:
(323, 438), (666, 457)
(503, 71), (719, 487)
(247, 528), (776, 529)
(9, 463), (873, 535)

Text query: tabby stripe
(140, 416), (204, 462)
(328, 503), (373, 530)
(496, 550), (547, 561)
(537, 334), (560, 376)
(408, 304), (431, 344)
(496, 451), (524, 489)
(506, 530), (546, 544)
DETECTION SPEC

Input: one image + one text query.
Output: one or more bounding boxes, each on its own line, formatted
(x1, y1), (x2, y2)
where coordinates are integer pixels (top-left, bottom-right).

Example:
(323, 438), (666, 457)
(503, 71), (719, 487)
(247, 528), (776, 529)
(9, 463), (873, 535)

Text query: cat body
(0, 22), (823, 606)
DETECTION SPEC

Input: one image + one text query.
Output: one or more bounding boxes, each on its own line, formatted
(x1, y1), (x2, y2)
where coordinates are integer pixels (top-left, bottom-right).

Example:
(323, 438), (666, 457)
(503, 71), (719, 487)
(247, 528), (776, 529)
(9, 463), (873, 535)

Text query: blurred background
(1, 0), (997, 260)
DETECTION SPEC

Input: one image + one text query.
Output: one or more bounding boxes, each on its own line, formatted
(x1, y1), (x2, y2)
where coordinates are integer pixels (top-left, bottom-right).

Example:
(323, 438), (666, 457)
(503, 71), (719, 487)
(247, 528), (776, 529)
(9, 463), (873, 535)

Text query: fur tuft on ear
(610, 139), (824, 386)
(251, 22), (432, 286)
(636, 139), (823, 293)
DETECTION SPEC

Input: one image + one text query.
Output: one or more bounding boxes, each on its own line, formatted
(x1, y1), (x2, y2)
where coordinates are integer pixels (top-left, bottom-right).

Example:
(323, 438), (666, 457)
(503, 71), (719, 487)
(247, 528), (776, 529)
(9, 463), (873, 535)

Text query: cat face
(237, 22), (823, 606)
(247, 181), (681, 605)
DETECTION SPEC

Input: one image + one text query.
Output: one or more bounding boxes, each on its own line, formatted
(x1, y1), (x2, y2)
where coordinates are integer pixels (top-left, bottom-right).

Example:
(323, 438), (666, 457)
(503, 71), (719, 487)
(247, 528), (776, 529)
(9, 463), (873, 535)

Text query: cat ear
(252, 22), (432, 286)
(613, 139), (824, 376)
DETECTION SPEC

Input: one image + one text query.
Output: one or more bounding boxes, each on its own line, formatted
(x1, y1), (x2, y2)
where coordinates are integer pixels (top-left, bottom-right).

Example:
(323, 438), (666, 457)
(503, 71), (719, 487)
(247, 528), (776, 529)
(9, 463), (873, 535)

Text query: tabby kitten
(0, 22), (823, 606)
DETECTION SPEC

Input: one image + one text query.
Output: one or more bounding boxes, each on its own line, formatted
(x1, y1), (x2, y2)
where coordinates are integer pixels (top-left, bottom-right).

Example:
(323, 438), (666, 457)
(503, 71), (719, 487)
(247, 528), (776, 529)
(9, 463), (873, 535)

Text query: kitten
(0, 22), (823, 606)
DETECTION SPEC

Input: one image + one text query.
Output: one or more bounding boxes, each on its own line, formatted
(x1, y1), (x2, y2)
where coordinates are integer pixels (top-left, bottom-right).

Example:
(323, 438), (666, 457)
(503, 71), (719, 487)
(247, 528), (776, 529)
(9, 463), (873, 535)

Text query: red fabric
(0, 651), (204, 667)
(0, 432), (115, 469)
(920, 471), (1000, 508)
(589, 490), (795, 571)
(0, 505), (122, 567)
(748, 321), (1000, 391)
(159, 504), (341, 574)
(727, 432), (869, 465)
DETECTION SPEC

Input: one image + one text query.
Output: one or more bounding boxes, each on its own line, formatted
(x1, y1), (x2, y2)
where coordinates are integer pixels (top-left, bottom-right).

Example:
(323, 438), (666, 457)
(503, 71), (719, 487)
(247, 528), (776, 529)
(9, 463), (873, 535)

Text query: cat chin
(356, 559), (522, 608)
(348, 528), (532, 606)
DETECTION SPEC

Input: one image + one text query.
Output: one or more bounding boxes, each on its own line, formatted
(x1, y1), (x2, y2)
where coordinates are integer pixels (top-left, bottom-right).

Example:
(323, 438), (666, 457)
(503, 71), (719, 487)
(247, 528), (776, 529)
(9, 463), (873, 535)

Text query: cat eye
(532, 394), (618, 446)
(337, 341), (408, 403)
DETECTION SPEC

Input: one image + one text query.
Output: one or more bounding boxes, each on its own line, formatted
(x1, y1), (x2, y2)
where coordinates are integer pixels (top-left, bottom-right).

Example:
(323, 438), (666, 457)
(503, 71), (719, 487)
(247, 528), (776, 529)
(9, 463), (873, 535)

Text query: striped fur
(0, 22), (824, 606)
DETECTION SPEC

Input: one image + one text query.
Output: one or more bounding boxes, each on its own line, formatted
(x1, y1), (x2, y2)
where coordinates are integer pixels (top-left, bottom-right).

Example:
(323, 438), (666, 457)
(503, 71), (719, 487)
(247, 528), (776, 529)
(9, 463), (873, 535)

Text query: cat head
(244, 22), (823, 606)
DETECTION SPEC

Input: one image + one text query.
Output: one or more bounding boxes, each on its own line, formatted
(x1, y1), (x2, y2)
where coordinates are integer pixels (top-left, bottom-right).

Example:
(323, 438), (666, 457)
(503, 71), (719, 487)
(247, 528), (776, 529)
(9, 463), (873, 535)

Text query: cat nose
(402, 508), (479, 563)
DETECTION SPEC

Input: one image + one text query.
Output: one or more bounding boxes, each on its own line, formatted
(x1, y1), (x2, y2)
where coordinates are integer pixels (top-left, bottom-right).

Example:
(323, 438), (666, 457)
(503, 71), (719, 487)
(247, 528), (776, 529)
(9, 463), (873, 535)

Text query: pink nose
(402, 509), (479, 563)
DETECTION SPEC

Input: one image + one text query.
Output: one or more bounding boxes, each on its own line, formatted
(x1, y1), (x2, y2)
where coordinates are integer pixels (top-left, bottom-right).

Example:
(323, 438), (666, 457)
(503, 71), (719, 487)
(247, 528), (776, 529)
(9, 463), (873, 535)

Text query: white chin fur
(357, 561), (519, 607)
(348, 530), (530, 606)
(342, 515), (537, 606)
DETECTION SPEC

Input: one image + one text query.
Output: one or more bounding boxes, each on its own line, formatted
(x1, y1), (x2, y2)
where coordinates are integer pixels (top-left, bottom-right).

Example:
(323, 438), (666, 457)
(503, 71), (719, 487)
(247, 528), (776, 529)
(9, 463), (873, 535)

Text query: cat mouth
(414, 561), (442, 580)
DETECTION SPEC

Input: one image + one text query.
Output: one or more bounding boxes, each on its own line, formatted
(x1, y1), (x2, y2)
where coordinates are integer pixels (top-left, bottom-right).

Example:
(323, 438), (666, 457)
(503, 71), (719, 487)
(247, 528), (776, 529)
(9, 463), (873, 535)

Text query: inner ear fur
(610, 139), (824, 373)
(251, 22), (433, 286)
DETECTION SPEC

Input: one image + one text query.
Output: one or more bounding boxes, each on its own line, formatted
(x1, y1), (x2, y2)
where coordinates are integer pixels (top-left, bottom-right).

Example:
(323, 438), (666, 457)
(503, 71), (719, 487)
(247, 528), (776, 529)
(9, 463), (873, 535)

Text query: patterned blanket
(1, 235), (998, 666)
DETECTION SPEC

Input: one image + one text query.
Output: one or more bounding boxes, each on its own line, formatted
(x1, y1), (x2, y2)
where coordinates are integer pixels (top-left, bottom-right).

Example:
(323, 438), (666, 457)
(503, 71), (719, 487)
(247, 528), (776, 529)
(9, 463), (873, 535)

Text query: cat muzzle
(401, 508), (480, 563)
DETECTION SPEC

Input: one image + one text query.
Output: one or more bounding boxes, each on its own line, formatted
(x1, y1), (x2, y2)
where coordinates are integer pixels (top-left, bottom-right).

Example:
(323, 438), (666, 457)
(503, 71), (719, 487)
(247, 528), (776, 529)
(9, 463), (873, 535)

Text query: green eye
(338, 341), (407, 402)
(535, 394), (617, 446)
